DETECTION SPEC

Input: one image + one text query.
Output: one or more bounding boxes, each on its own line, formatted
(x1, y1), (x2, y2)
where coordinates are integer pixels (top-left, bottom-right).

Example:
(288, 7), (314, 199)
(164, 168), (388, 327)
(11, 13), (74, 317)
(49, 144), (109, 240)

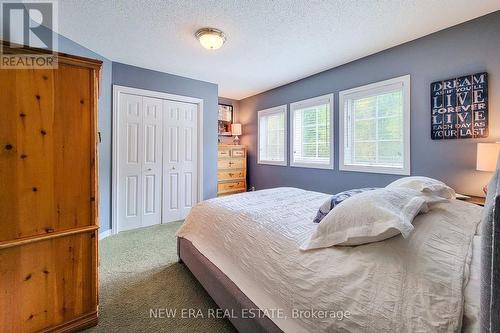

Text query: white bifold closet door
(118, 94), (163, 231)
(163, 100), (198, 222)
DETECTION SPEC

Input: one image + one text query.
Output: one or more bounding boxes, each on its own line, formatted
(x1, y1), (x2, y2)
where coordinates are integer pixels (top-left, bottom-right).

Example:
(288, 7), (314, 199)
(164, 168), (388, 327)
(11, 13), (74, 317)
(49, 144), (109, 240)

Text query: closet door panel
(180, 103), (198, 218)
(141, 97), (162, 227)
(162, 100), (198, 222)
(118, 94), (143, 231)
(163, 100), (182, 222)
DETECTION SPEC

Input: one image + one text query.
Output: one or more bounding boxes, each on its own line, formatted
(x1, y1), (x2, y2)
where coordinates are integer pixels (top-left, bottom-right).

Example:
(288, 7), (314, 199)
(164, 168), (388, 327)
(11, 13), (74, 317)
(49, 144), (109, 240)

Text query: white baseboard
(99, 229), (112, 240)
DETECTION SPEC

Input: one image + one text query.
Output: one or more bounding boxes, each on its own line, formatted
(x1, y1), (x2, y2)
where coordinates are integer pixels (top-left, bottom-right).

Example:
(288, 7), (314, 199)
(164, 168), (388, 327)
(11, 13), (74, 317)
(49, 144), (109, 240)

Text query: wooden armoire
(0, 43), (101, 332)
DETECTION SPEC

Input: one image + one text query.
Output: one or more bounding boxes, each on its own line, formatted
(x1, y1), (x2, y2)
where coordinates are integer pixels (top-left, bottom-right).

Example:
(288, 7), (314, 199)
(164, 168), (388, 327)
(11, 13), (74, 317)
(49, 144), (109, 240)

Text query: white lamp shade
(231, 123), (242, 136)
(477, 143), (500, 172)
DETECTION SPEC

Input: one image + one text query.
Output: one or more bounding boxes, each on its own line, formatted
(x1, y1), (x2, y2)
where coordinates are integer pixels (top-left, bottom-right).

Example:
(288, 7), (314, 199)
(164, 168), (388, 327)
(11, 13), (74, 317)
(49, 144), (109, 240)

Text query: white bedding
(176, 187), (482, 332)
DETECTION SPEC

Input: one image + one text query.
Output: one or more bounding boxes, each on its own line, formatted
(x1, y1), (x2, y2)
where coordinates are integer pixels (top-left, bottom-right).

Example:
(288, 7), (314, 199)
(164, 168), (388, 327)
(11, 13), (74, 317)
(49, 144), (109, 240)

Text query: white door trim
(112, 85), (204, 235)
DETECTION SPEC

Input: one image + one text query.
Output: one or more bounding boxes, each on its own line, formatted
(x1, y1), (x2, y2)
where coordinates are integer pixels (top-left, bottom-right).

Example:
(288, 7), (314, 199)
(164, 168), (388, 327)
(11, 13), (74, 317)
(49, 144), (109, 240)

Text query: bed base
(177, 237), (282, 333)
(179, 168), (500, 333)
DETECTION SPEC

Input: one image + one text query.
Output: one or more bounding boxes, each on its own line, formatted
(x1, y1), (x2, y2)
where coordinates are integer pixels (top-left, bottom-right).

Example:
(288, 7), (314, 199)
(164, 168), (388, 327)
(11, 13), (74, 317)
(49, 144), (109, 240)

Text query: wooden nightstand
(457, 195), (486, 206)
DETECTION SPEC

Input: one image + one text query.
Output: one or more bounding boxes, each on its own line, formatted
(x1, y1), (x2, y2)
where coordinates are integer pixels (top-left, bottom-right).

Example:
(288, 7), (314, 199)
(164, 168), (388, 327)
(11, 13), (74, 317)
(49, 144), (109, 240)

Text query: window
(339, 75), (410, 175)
(258, 105), (287, 165)
(290, 94), (334, 169)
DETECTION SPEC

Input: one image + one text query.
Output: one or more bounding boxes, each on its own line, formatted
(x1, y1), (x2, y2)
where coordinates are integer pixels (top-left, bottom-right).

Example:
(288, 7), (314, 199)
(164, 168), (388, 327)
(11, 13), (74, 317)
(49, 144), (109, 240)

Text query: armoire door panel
(0, 69), (55, 242)
(0, 232), (97, 333)
(0, 68), (20, 242)
(54, 64), (93, 230)
(0, 64), (93, 242)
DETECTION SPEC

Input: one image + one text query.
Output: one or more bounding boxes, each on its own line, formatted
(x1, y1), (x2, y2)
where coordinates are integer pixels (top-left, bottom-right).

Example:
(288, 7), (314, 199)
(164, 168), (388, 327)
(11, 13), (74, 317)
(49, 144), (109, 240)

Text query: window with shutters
(258, 105), (287, 166)
(290, 94), (334, 169)
(339, 75), (411, 175)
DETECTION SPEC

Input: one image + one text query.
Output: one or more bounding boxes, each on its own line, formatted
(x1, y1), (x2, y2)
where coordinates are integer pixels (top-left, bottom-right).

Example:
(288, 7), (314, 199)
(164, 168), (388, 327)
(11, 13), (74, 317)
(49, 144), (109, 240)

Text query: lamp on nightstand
(231, 123), (242, 145)
(477, 142), (500, 194)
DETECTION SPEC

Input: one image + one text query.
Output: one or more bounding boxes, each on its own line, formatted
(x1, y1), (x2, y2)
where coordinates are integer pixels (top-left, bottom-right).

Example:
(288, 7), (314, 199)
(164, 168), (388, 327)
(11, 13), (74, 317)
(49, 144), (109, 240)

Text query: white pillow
(300, 188), (447, 250)
(386, 176), (455, 199)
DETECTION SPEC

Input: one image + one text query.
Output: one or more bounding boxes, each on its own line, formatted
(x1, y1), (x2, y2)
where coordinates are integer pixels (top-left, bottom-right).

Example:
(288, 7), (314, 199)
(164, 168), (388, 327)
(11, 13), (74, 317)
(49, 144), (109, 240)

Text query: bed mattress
(176, 187), (482, 332)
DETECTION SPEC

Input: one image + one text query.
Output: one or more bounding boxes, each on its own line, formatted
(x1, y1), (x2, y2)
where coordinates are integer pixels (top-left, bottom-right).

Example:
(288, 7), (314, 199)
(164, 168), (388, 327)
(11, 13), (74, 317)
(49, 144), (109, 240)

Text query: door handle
(171, 166), (176, 171)
(146, 168), (152, 171)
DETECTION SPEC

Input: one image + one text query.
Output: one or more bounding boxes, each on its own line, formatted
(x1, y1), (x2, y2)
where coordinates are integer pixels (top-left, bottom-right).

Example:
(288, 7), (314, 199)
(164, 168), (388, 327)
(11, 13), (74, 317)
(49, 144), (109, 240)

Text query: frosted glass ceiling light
(196, 28), (226, 50)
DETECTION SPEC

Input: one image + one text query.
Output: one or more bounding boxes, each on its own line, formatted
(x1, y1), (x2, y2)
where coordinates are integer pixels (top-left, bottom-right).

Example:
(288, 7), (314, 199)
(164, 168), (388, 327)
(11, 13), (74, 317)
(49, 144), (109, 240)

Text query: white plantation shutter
(258, 106), (287, 165)
(340, 75), (411, 175)
(290, 94), (333, 169)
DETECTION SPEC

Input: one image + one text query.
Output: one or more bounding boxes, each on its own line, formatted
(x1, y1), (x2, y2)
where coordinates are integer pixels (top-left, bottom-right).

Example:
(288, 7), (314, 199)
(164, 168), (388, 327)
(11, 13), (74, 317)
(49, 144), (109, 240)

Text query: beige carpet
(84, 222), (236, 333)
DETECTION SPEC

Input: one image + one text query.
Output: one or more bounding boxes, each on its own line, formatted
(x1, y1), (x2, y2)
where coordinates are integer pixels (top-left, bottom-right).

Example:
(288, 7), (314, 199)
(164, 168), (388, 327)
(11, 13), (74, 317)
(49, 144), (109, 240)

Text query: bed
(176, 171), (500, 332)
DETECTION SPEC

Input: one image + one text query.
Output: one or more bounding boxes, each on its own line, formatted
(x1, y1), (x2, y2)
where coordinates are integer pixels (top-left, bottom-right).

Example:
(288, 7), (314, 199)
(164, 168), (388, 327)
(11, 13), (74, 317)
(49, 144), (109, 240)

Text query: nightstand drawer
(218, 181), (246, 193)
(218, 158), (245, 169)
(218, 148), (231, 158)
(218, 170), (246, 181)
(231, 148), (246, 158)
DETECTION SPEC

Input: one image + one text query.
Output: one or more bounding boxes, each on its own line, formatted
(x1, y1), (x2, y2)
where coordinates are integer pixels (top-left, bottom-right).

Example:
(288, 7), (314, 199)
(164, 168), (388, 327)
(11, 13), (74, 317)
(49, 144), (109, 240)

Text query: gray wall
(112, 62), (219, 200)
(239, 11), (500, 197)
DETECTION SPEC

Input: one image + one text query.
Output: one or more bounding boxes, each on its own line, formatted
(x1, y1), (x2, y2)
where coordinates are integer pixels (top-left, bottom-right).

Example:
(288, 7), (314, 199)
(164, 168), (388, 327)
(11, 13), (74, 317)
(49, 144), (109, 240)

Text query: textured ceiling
(55, 0), (500, 100)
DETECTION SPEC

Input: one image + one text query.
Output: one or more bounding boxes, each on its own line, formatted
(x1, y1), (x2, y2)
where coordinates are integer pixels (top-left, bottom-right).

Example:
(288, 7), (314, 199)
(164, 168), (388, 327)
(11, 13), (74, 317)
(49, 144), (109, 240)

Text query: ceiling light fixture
(195, 28), (226, 50)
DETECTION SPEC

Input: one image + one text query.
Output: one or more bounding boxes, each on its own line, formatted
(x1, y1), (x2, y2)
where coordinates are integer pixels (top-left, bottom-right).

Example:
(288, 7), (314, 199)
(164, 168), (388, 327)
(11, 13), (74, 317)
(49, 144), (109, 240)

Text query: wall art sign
(431, 72), (488, 140)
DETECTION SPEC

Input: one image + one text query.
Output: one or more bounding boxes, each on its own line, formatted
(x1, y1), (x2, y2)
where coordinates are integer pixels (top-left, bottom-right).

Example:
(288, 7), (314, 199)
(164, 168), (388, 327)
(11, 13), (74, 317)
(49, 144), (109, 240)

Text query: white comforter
(176, 187), (482, 332)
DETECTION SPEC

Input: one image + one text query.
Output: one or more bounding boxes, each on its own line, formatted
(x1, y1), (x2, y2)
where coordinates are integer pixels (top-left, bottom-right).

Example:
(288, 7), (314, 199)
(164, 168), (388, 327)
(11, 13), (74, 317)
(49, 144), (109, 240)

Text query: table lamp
(232, 123), (242, 145)
(477, 142), (500, 194)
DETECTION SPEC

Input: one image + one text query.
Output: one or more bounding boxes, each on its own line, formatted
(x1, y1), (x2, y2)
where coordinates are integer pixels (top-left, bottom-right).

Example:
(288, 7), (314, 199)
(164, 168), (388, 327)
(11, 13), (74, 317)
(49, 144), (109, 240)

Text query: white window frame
(289, 94), (334, 170)
(257, 105), (288, 166)
(339, 75), (411, 175)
